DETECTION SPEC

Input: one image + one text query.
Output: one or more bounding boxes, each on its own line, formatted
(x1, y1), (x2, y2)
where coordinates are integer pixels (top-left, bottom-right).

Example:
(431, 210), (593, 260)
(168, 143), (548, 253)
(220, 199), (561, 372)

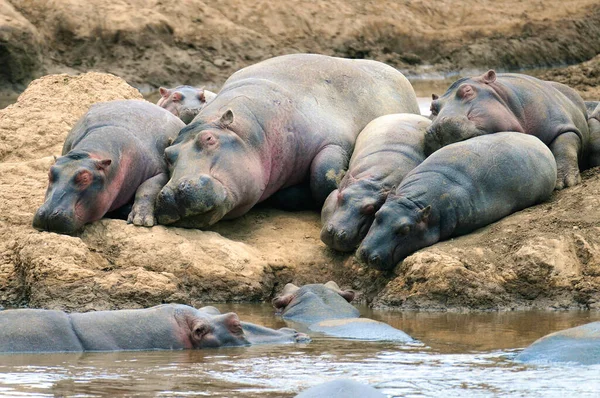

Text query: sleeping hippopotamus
(320, 114), (429, 252)
(588, 103), (600, 167)
(358, 132), (557, 270)
(32, 100), (184, 234)
(0, 304), (308, 353)
(157, 85), (217, 124)
(425, 70), (589, 190)
(155, 53), (419, 227)
(515, 321), (600, 365)
(295, 380), (386, 398)
(273, 281), (414, 342)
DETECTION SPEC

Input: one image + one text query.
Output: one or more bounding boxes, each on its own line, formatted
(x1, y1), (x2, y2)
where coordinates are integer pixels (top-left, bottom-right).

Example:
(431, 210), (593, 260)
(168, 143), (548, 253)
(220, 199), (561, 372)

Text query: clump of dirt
(537, 55), (600, 100)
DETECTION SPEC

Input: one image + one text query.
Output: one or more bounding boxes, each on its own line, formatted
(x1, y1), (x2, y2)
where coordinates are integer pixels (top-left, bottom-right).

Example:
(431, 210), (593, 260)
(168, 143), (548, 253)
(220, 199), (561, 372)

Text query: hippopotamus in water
(358, 132), (557, 270)
(0, 304), (308, 353)
(155, 53), (419, 227)
(295, 380), (386, 398)
(273, 281), (414, 342)
(425, 70), (589, 190)
(32, 100), (185, 234)
(588, 103), (600, 167)
(320, 114), (429, 252)
(515, 321), (600, 365)
(157, 85), (217, 124)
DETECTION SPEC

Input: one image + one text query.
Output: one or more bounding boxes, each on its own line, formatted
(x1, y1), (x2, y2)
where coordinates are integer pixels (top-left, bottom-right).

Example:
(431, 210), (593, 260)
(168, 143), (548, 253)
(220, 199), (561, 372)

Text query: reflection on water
(1, 304), (599, 397)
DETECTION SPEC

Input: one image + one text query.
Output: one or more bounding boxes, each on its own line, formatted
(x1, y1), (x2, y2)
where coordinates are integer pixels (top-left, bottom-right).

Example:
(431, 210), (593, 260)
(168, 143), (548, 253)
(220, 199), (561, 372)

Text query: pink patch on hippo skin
(74, 170), (93, 189)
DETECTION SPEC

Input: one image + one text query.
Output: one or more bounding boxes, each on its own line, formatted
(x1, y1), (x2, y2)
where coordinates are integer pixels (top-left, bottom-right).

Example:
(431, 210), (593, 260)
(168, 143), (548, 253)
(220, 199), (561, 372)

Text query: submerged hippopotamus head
(157, 86), (216, 124)
(32, 153), (113, 235)
(424, 70), (523, 155)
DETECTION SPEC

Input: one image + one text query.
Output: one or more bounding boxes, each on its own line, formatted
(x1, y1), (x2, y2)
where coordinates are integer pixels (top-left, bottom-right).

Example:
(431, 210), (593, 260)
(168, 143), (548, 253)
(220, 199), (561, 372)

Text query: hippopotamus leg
(127, 172), (170, 226)
(588, 104), (600, 168)
(310, 145), (350, 205)
(549, 132), (583, 189)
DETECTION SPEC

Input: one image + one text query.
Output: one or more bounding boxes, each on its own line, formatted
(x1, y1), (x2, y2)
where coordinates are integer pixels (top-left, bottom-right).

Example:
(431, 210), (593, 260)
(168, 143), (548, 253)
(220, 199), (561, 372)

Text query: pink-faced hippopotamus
(0, 304), (309, 353)
(320, 114), (429, 252)
(32, 100), (185, 235)
(425, 70), (589, 190)
(588, 102), (600, 167)
(157, 85), (217, 124)
(154, 53), (420, 227)
(358, 132), (557, 270)
(273, 281), (414, 342)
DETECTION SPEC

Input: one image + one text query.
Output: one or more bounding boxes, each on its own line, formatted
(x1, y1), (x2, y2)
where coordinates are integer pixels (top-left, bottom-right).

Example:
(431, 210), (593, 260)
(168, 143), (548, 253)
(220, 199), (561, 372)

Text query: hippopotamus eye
(398, 225), (410, 236)
(74, 170), (93, 188)
(193, 324), (211, 339)
(48, 168), (57, 182)
(458, 84), (475, 100)
(430, 103), (439, 116)
(361, 204), (375, 215)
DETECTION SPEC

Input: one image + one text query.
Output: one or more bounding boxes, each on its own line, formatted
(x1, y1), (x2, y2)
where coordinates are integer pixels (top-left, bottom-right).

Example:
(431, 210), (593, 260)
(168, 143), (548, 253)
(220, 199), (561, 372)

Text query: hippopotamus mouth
(32, 201), (84, 235)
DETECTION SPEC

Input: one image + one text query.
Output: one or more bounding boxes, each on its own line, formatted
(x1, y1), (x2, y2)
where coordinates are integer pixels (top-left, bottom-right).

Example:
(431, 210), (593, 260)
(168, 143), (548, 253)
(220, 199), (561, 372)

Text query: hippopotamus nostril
(369, 254), (381, 266)
(327, 224), (334, 234)
(337, 229), (346, 240)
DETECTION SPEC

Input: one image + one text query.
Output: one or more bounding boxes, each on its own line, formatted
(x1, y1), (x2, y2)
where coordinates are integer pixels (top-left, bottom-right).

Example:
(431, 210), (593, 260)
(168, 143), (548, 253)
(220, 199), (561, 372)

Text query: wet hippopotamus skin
(358, 132), (557, 271)
(157, 85), (217, 124)
(0, 304), (308, 353)
(320, 114), (429, 252)
(155, 53), (419, 227)
(515, 321), (600, 365)
(426, 70), (589, 190)
(588, 102), (600, 167)
(295, 379), (386, 398)
(273, 282), (414, 342)
(32, 100), (185, 235)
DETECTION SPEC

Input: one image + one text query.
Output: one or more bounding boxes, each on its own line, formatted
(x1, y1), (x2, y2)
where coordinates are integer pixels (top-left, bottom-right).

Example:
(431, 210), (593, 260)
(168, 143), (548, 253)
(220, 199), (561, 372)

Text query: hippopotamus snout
(357, 245), (391, 271)
(425, 115), (482, 155)
(320, 223), (359, 252)
(32, 204), (79, 235)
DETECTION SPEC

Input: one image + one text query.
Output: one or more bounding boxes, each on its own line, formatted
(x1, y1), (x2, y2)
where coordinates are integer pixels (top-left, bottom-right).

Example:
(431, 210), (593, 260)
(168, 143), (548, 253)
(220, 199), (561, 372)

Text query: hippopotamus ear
(198, 88), (206, 102)
(431, 93), (439, 101)
(272, 294), (294, 309)
(482, 70), (497, 84)
(419, 205), (431, 223)
(220, 110), (234, 127)
(159, 87), (170, 98)
(94, 159), (112, 171)
(324, 281), (356, 302)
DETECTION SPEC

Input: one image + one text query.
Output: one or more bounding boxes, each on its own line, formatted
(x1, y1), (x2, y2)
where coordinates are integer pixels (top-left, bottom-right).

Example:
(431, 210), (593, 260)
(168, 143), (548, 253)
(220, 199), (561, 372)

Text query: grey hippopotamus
(32, 100), (184, 234)
(295, 380), (386, 398)
(515, 321), (600, 365)
(426, 70), (589, 190)
(155, 53), (419, 227)
(588, 102), (600, 167)
(0, 304), (308, 353)
(585, 101), (599, 118)
(358, 132), (557, 270)
(273, 282), (414, 342)
(320, 113), (429, 252)
(157, 85), (217, 124)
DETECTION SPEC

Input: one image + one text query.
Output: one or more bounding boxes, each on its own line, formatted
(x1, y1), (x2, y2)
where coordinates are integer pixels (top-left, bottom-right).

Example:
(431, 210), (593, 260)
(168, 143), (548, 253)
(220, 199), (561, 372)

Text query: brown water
(1, 304), (599, 397)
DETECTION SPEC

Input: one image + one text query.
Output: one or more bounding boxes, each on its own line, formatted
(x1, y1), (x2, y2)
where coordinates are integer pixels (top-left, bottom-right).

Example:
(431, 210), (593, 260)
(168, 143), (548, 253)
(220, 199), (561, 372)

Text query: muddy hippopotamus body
(157, 85), (217, 124)
(0, 304), (308, 353)
(321, 113), (429, 252)
(155, 53), (420, 227)
(32, 100), (185, 234)
(426, 71), (588, 190)
(358, 132), (557, 270)
(588, 103), (600, 167)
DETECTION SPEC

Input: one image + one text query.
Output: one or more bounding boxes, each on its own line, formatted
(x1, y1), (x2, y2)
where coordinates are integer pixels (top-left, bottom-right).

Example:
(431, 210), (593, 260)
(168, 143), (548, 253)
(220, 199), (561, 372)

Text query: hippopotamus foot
(310, 145), (350, 205)
(550, 132), (582, 190)
(127, 173), (169, 226)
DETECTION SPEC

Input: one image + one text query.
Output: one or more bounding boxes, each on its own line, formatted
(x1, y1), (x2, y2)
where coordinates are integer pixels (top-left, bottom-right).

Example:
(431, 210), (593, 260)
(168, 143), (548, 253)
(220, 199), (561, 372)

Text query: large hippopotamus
(295, 380), (386, 398)
(0, 304), (308, 353)
(425, 70), (589, 190)
(358, 132), (557, 270)
(515, 321), (600, 365)
(273, 281), (414, 342)
(588, 102), (600, 167)
(155, 53), (419, 227)
(320, 114), (429, 252)
(32, 100), (185, 234)
(157, 85), (217, 124)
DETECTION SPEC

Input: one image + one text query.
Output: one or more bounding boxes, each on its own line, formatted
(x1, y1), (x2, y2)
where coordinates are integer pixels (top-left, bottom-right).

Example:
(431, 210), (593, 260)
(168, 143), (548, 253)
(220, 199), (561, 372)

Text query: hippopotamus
(295, 380), (386, 398)
(320, 114), (429, 252)
(585, 101), (599, 118)
(273, 281), (414, 342)
(515, 321), (600, 365)
(155, 53), (419, 227)
(358, 132), (557, 270)
(0, 304), (308, 353)
(588, 103), (600, 167)
(425, 70), (589, 190)
(32, 100), (185, 234)
(157, 85), (217, 124)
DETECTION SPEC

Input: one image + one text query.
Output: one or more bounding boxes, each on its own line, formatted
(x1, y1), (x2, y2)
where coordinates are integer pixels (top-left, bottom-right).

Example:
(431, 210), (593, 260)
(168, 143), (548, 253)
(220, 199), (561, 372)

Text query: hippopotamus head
(32, 152), (113, 235)
(424, 70), (523, 155)
(156, 110), (264, 227)
(357, 194), (433, 270)
(320, 177), (388, 252)
(157, 86), (216, 124)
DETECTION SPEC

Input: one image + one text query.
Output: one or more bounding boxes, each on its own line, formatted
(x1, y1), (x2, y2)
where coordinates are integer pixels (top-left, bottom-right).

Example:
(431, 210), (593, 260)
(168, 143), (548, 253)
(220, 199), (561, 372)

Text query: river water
(1, 304), (599, 397)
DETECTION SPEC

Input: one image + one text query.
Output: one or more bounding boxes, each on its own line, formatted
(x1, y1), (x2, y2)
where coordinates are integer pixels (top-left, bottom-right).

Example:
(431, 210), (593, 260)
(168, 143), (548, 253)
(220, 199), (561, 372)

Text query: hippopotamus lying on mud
(157, 85), (217, 124)
(273, 282), (414, 342)
(0, 304), (308, 353)
(295, 380), (385, 398)
(426, 70), (589, 190)
(321, 114), (429, 252)
(32, 100), (185, 234)
(515, 321), (600, 365)
(155, 53), (420, 227)
(588, 103), (600, 167)
(358, 132), (557, 271)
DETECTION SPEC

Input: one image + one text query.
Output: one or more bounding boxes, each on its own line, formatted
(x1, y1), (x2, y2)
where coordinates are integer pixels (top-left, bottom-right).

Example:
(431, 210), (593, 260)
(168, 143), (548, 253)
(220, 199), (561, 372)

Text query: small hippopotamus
(32, 100), (185, 234)
(515, 321), (600, 365)
(155, 53), (419, 227)
(157, 85), (217, 124)
(295, 380), (386, 398)
(358, 132), (557, 270)
(320, 114), (429, 252)
(273, 281), (413, 342)
(0, 304), (309, 353)
(425, 70), (589, 190)
(588, 102), (600, 167)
